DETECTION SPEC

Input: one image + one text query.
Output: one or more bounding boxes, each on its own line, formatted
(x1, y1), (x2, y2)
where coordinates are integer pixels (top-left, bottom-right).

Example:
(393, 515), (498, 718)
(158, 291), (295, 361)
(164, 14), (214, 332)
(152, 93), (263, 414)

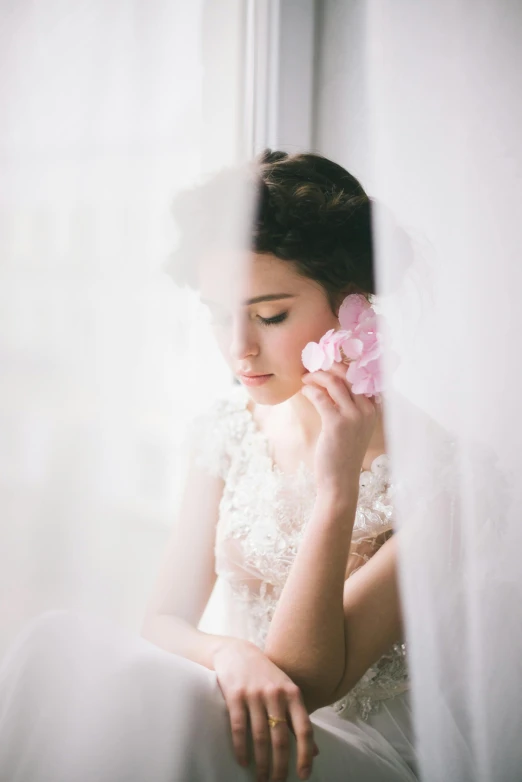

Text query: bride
(0, 150), (418, 781)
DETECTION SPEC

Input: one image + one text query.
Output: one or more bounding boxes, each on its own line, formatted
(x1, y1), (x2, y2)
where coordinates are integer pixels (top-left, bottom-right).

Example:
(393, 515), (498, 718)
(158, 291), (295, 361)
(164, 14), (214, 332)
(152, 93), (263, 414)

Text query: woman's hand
(301, 361), (379, 501)
(212, 638), (319, 781)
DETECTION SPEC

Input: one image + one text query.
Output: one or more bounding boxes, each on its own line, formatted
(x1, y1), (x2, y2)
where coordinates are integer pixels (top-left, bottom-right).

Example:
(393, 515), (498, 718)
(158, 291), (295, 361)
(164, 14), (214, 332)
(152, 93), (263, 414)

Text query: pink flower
(302, 328), (355, 372)
(357, 328), (382, 367)
(301, 293), (385, 398)
(346, 358), (383, 398)
(340, 335), (364, 361)
(338, 294), (372, 332)
(301, 341), (328, 373)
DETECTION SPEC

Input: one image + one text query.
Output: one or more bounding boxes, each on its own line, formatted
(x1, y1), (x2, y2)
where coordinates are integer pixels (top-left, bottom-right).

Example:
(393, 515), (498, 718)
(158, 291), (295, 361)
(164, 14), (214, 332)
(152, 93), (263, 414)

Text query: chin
(240, 378), (300, 406)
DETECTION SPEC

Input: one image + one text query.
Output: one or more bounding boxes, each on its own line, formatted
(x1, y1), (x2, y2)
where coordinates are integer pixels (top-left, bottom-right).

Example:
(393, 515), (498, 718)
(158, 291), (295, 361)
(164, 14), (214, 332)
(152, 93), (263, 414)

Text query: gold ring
(267, 715), (287, 729)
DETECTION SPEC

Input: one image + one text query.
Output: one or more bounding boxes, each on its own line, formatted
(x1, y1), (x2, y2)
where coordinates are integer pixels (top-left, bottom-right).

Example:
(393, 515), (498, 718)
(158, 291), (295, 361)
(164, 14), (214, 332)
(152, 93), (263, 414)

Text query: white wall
(312, 1), (373, 188)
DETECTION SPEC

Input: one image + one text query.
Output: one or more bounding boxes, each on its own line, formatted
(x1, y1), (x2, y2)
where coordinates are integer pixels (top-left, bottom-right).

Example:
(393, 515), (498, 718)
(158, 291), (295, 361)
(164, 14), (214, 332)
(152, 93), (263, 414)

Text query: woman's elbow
(264, 650), (337, 714)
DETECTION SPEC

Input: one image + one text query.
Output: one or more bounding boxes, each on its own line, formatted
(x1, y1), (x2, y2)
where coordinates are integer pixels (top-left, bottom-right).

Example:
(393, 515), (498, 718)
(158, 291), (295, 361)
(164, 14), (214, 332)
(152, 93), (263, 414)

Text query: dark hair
(253, 150), (374, 309)
(167, 150), (375, 311)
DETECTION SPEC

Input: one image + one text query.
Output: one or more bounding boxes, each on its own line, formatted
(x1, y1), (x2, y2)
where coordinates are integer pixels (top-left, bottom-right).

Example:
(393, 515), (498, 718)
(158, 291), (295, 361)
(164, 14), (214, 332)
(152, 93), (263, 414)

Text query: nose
(229, 314), (258, 362)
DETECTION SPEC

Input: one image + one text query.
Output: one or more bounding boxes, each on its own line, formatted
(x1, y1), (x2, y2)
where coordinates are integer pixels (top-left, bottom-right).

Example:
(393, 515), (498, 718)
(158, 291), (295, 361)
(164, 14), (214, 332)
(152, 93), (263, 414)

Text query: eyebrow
(201, 293), (296, 308)
(243, 293), (296, 305)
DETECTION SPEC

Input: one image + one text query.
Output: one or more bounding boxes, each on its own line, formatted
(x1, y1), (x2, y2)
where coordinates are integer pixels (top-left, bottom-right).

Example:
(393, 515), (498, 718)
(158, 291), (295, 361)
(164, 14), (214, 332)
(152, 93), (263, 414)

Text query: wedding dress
(0, 384), (418, 781)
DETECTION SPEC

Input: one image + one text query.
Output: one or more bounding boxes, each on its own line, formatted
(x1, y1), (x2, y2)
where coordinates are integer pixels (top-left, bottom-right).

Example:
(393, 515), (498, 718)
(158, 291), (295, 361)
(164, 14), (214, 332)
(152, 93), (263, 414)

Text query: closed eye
(258, 312), (288, 326)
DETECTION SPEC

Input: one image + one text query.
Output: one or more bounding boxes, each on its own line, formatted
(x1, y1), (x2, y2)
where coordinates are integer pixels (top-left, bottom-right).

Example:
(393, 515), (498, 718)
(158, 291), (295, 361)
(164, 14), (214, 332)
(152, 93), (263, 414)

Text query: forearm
(264, 486), (359, 709)
(141, 613), (235, 671)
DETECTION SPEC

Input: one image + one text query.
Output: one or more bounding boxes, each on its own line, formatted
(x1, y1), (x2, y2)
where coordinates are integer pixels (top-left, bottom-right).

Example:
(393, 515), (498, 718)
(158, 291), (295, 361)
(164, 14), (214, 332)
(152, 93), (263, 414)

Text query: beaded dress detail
(191, 385), (409, 721)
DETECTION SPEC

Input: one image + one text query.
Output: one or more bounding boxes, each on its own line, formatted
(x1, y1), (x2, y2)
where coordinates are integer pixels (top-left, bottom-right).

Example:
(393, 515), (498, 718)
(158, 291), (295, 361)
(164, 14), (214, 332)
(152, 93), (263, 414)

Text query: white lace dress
(0, 385), (418, 781)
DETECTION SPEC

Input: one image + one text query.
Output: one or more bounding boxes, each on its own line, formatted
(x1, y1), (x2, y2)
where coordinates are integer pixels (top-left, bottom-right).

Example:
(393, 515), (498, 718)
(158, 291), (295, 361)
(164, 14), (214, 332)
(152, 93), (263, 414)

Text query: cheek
(267, 328), (311, 373)
(272, 315), (337, 371)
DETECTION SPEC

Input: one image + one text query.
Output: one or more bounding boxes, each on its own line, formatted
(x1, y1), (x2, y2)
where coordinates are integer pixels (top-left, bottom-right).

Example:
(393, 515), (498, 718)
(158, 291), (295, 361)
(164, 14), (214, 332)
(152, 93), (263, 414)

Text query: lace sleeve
(345, 529), (394, 579)
(187, 386), (250, 481)
(345, 454), (395, 578)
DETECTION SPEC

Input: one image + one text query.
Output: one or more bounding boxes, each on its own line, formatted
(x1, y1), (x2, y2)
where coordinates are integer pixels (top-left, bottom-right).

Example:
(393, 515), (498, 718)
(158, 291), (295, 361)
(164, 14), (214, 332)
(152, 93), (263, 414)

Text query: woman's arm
(263, 488), (357, 708)
(329, 534), (403, 704)
(141, 451), (319, 779)
(142, 613), (235, 670)
(264, 364), (403, 713)
(141, 459), (237, 668)
(265, 509), (402, 713)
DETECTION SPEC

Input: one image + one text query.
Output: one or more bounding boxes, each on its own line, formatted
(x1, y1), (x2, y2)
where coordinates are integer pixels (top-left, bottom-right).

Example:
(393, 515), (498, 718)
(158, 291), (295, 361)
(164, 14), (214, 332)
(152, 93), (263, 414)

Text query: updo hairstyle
(168, 149), (375, 314)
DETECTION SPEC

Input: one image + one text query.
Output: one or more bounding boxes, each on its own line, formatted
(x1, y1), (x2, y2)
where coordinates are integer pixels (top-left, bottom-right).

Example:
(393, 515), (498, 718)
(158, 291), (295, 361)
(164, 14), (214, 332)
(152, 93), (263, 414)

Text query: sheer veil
(1, 2), (522, 782)
(0, 1), (252, 777)
(362, 3), (522, 779)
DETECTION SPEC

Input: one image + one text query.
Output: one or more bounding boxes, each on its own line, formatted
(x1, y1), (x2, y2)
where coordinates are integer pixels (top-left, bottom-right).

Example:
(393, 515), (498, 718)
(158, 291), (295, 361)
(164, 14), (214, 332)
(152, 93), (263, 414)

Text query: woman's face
(199, 252), (340, 405)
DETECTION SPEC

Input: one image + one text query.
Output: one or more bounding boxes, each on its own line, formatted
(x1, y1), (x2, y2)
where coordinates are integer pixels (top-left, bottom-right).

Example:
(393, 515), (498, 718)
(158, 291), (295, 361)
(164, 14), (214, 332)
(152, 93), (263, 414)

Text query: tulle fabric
(0, 610), (418, 781)
(362, 2), (522, 778)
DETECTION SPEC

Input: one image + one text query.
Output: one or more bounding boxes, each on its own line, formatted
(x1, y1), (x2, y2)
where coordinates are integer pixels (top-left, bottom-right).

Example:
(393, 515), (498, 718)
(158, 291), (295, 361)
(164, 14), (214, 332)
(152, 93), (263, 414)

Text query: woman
(0, 151), (417, 781)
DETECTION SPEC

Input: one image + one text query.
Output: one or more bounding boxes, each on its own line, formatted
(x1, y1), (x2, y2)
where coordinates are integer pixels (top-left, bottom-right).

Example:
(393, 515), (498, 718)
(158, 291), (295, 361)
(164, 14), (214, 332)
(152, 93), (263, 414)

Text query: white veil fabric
(0, 1), (252, 778)
(1, 1), (522, 781)
(363, 2), (522, 780)
(0, 0), (248, 649)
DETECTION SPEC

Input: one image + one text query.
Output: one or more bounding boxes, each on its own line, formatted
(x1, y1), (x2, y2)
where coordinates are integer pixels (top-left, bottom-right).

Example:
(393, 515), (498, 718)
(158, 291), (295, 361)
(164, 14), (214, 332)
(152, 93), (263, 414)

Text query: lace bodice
(191, 385), (409, 720)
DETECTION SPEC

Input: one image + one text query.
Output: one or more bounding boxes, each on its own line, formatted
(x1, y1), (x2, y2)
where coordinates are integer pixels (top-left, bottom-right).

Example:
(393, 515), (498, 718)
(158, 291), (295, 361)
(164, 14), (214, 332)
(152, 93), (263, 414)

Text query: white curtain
(0, 0), (246, 650)
(363, 2), (522, 780)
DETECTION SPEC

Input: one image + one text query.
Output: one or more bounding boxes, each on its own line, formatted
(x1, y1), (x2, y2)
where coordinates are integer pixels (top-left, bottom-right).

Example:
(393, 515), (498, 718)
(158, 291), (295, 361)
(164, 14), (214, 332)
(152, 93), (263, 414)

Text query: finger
(225, 691), (250, 768)
(348, 381), (379, 415)
(320, 361), (362, 400)
(301, 383), (337, 419)
(327, 360), (355, 387)
(248, 695), (271, 781)
(355, 392), (379, 416)
(265, 690), (290, 782)
(328, 363), (379, 414)
(286, 688), (316, 780)
(302, 370), (355, 413)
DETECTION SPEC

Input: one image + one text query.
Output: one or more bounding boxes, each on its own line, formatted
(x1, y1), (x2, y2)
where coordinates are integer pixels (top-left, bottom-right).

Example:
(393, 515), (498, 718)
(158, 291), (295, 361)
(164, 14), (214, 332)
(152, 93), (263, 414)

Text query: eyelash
(209, 311), (288, 328)
(258, 312), (288, 326)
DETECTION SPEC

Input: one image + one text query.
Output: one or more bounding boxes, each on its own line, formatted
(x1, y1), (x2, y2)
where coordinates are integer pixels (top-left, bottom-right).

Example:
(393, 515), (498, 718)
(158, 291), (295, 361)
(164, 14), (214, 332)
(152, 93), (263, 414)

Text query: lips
(238, 372), (273, 387)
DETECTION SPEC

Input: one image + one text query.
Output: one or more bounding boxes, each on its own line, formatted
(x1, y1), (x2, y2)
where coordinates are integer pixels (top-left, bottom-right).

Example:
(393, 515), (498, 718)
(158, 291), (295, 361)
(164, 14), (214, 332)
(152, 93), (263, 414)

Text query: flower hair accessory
(301, 294), (384, 399)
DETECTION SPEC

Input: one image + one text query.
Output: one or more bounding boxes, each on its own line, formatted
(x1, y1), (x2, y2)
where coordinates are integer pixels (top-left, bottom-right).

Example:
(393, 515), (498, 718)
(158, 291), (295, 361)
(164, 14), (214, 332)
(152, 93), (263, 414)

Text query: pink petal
(338, 294), (371, 331)
(340, 336), (363, 360)
(322, 329), (353, 362)
(357, 309), (378, 332)
(318, 331), (336, 369)
(346, 362), (373, 395)
(359, 328), (379, 347)
(358, 339), (382, 367)
(361, 358), (383, 395)
(318, 329), (336, 345)
(302, 342), (326, 372)
(320, 344), (335, 371)
(346, 357), (383, 396)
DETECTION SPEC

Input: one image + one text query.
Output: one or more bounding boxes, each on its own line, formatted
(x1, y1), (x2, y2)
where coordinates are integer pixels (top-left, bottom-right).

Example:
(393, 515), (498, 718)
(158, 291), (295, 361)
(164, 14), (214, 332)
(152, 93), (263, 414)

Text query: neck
(285, 390), (387, 458)
(285, 391), (323, 446)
